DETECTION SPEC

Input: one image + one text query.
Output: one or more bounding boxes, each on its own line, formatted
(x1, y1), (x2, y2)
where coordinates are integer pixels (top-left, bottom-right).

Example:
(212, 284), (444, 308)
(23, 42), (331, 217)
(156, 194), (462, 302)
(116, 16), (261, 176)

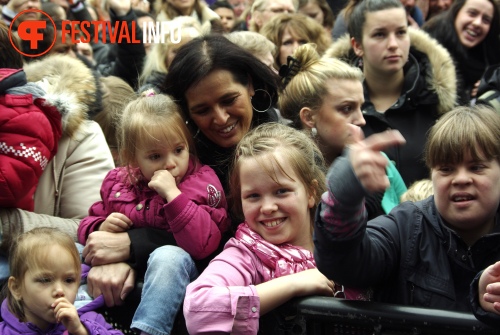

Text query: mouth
(260, 218), (286, 228)
(451, 193), (475, 202)
(216, 122), (237, 135)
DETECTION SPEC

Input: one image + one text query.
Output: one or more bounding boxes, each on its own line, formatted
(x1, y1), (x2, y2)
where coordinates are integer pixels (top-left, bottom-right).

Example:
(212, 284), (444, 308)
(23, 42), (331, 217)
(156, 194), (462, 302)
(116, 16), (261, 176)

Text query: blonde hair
(226, 31), (277, 59)
(425, 105), (500, 169)
(279, 43), (364, 129)
(118, 92), (195, 182)
(229, 122), (326, 224)
(400, 179), (433, 202)
(6, 228), (81, 321)
(139, 17), (202, 87)
(260, 13), (331, 69)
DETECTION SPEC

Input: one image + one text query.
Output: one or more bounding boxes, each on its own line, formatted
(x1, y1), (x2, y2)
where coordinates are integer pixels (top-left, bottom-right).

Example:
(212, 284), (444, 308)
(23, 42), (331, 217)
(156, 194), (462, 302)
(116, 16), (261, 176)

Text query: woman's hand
(349, 130), (406, 193)
(87, 262), (136, 307)
(83, 231), (131, 265)
(479, 261), (500, 315)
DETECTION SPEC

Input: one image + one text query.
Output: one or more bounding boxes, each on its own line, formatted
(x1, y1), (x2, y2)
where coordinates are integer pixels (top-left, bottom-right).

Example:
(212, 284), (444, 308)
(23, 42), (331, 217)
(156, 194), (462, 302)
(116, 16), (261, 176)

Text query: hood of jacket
(324, 27), (456, 115)
(23, 55), (99, 138)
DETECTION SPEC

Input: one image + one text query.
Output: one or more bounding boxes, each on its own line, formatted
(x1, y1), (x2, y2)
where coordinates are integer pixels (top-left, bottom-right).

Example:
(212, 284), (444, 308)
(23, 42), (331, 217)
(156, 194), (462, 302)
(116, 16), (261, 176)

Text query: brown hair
(425, 105), (500, 169)
(0, 21), (23, 68)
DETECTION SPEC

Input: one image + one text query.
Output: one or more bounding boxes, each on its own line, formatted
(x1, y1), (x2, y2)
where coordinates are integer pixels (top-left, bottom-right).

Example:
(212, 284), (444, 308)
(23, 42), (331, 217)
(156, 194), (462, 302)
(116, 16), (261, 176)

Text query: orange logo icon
(9, 9), (56, 57)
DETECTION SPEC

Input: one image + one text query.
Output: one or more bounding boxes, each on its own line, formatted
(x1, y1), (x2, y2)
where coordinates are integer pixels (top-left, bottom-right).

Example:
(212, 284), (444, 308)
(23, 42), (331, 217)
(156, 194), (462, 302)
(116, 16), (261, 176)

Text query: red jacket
(0, 69), (63, 211)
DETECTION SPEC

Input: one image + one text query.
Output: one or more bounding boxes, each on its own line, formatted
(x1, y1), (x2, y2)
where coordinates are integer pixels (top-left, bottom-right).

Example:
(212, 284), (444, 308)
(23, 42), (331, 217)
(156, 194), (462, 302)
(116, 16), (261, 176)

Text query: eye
(339, 105), (353, 114)
(282, 39), (293, 46)
(397, 29), (407, 36)
(471, 164), (486, 172)
(65, 277), (77, 284)
(244, 193), (260, 200)
(221, 96), (237, 106)
(276, 188), (291, 195)
(373, 32), (385, 38)
(437, 166), (453, 173)
(174, 146), (185, 154)
(149, 153), (160, 160)
(36, 277), (51, 284)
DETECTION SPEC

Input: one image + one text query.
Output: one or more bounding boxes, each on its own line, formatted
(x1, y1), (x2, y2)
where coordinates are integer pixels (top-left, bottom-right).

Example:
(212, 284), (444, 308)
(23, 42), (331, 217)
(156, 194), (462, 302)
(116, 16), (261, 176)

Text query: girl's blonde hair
(260, 13), (331, 69)
(425, 105), (500, 169)
(400, 179), (433, 202)
(229, 122), (326, 224)
(6, 228), (81, 320)
(118, 92), (195, 182)
(279, 43), (364, 129)
(226, 31), (277, 59)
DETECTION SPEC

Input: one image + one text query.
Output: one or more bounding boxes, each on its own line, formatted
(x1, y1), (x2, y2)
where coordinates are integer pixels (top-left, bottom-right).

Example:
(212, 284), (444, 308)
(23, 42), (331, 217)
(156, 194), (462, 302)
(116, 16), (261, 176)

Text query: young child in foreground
(315, 104), (500, 314)
(0, 227), (122, 335)
(184, 122), (365, 334)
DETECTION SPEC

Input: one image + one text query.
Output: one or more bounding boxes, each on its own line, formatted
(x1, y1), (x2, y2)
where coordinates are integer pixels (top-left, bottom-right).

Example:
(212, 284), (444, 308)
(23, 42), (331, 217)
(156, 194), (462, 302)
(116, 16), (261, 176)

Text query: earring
(251, 89), (273, 113)
(311, 127), (317, 137)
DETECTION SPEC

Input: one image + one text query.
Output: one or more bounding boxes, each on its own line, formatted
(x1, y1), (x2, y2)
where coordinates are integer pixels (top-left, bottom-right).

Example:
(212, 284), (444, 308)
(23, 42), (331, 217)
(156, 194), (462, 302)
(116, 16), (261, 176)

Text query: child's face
(239, 151), (316, 249)
(432, 151), (500, 243)
(135, 134), (190, 183)
(13, 245), (79, 330)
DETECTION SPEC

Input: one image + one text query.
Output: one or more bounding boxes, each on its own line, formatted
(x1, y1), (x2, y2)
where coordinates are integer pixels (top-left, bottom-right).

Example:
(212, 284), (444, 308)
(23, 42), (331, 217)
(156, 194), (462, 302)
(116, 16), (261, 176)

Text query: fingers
(120, 268), (136, 301)
(361, 130), (406, 152)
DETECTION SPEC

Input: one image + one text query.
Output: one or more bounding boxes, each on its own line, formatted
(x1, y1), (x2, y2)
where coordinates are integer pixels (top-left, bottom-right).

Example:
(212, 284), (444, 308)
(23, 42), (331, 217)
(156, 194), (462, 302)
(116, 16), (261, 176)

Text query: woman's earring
(311, 127), (317, 137)
(251, 89), (273, 113)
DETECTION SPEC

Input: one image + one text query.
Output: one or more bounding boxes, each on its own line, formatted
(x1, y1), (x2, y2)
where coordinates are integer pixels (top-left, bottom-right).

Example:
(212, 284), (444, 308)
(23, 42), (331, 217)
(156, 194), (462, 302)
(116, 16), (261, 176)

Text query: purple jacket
(78, 156), (230, 260)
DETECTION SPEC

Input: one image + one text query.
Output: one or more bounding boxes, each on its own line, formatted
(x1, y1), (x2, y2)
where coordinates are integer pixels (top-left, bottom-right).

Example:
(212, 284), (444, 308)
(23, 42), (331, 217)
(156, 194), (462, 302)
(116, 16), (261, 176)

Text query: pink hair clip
(146, 91), (156, 97)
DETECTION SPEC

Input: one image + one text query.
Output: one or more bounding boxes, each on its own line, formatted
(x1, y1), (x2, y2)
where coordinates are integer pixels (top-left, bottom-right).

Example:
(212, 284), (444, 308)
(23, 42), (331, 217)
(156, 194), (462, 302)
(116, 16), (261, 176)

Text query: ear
(299, 107), (316, 129)
(307, 179), (318, 209)
(253, 12), (263, 29)
(351, 37), (364, 58)
(8, 276), (22, 301)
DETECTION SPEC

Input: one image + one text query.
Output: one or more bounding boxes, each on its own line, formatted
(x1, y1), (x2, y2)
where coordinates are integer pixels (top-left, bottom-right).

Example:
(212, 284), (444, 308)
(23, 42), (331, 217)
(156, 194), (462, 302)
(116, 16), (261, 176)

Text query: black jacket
(324, 28), (457, 187)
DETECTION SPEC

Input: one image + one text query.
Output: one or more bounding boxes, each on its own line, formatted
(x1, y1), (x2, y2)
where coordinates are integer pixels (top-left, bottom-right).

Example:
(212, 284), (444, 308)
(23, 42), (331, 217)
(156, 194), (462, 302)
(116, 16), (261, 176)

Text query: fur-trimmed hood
(323, 27), (457, 115)
(23, 55), (100, 138)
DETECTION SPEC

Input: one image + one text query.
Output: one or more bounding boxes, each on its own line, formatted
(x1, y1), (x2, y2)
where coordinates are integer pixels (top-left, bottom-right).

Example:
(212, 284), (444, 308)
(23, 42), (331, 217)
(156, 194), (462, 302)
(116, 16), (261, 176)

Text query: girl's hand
(52, 298), (89, 335)
(288, 269), (335, 297)
(479, 261), (500, 314)
(100, 213), (133, 232)
(148, 170), (181, 202)
(349, 130), (406, 193)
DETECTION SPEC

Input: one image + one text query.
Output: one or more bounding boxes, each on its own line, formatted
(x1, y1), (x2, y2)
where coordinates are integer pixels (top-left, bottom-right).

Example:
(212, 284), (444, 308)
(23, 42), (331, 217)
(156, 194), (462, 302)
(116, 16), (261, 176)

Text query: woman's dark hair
(346, 0), (404, 42)
(210, 0), (235, 11)
(0, 21), (23, 68)
(423, 0), (500, 66)
(162, 34), (280, 120)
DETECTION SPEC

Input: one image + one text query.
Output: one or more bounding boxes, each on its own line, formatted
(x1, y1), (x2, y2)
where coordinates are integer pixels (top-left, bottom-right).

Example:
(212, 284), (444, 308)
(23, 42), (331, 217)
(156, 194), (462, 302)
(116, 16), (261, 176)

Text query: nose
(53, 282), (65, 298)
(260, 196), (278, 214)
(164, 156), (176, 171)
(213, 105), (229, 125)
(471, 15), (482, 26)
(387, 33), (398, 49)
(351, 108), (366, 127)
(452, 167), (472, 185)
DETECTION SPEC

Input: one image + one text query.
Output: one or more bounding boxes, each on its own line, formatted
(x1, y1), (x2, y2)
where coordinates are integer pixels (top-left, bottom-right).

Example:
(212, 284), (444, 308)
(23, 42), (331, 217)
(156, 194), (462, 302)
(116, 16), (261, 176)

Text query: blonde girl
(184, 123), (363, 334)
(78, 92), (230, 335)
(0, 227), (121, 335)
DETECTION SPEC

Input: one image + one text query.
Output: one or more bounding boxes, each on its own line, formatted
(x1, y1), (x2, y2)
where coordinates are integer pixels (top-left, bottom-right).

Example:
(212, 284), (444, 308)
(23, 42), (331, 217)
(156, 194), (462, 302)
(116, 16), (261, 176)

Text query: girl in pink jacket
(78, 92), (230, 260)
(183, 123), (366, 334)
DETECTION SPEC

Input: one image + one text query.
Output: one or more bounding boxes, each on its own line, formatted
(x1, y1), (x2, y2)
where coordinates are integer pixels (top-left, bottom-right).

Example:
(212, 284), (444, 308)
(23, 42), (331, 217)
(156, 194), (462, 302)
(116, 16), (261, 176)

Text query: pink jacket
(78, 156), (230, 260)
(184, 223), (367, 334)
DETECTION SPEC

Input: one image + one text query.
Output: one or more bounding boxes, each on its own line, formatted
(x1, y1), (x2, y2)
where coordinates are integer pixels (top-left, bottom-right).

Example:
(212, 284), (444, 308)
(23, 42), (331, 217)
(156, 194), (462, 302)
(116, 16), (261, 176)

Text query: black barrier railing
(259, 297), (500, 335)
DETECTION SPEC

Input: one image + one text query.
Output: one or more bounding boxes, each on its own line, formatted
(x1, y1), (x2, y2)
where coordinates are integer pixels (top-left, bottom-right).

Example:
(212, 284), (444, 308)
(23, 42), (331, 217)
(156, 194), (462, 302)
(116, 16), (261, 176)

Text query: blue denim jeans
(131, 245), (198, 335)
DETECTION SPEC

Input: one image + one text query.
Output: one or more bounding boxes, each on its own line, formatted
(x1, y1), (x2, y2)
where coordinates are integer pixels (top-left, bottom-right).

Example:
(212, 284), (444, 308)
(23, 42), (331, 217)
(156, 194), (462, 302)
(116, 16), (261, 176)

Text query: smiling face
(134, 131), (190, 183)
(454, 0), (494, 48)
(313, 78), (365, 157)
(432, 151), (500, 244)
(352, 7), (410, 76)
(185, 69), (254, 148)
(240, 151), (315, 249)
(10, 245), (79, 331)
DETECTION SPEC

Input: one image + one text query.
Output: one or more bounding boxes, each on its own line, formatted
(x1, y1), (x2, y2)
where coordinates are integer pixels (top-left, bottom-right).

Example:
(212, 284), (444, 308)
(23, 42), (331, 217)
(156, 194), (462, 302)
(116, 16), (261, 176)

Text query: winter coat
(324, 28), (457, 186)
(184, 222), (366, 335)
(0, 69), (62, 211)
(78, 155), (230, 260)
(0, 56), (114, 252)
(314, 153), (500, 312)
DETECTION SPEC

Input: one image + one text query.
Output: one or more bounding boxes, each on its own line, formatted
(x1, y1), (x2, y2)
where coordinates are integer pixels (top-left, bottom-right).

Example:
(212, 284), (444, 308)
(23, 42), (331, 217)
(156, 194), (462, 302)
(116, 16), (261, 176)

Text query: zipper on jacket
(409, 283), (415, 305)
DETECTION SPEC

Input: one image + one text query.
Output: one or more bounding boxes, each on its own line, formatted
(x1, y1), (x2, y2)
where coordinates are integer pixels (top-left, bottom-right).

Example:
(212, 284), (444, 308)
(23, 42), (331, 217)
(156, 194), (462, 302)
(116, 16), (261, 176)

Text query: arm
(314, 131), (406, 286)
(184, 241), (333, 334)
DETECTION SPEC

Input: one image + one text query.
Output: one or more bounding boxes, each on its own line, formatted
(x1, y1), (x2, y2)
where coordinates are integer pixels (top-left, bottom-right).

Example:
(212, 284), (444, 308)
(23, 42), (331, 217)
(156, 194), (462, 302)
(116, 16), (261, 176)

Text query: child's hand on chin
(148, 170), (181, 201)
(52, 297), (89, 335)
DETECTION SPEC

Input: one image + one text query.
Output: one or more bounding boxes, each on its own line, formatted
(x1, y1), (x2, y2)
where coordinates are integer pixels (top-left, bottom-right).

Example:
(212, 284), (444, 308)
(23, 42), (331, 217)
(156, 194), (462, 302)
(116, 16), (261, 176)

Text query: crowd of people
(2, 0), (500, 332)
